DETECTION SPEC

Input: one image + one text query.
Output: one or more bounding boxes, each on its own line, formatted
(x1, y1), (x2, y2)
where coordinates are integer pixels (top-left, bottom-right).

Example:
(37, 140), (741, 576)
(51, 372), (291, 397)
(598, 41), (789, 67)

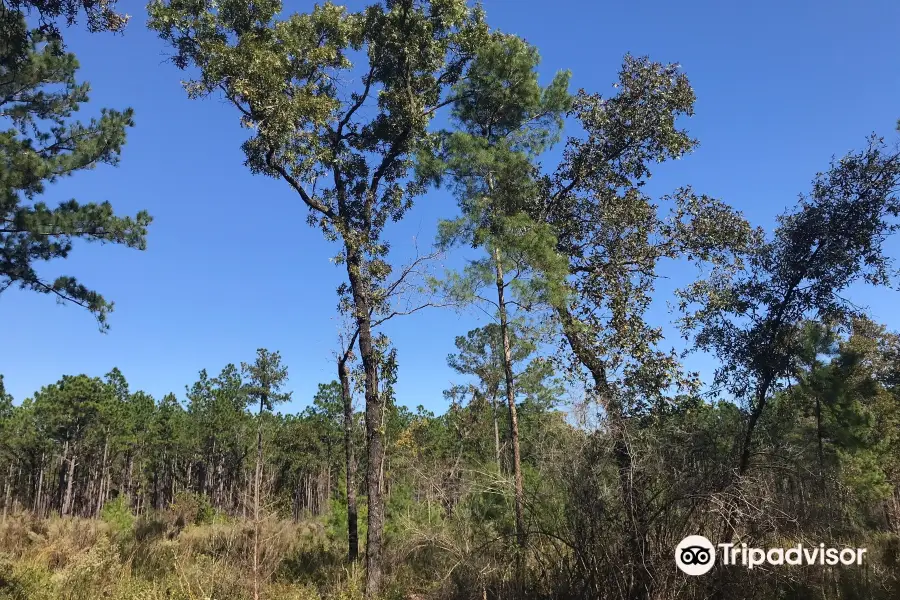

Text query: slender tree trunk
(815, 394), (825, 472)
(57, 439), (68, 514)
(557, 305), (650, 600)
(34, 453), (45, 516)
(216, 462), (222, 510)
(493, 246), (526, 549)
(103, 464), (111, 505)
(2, 463), (12, 521)
(253, 395), (264, 600)
(95, 434), (109, 518)
(63, 444), (76, 517)
(719, 377), (775, 546)
(124, 451), (134, 508)
(346, 245), (384, 597)
(208, 440), (216, 500)
(490, 389), (502, 473)
(13, 463), (21, 515)
(339, 355), (359, 562)
(85, 468), (96, 518)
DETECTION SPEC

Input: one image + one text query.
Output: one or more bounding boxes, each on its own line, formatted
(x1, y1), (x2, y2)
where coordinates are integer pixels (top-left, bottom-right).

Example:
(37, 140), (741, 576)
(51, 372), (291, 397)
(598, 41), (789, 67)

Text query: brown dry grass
(0, 512), (362, 600)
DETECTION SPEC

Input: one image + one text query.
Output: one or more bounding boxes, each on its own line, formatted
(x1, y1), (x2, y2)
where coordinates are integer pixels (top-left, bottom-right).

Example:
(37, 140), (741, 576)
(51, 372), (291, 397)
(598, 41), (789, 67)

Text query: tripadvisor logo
(675, 535), (867, 576)
(676, 535), (716, 575)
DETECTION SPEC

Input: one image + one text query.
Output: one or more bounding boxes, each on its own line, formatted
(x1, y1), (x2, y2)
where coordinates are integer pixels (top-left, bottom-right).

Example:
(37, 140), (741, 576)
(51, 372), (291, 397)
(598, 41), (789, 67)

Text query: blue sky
(3, 0), (900, 414)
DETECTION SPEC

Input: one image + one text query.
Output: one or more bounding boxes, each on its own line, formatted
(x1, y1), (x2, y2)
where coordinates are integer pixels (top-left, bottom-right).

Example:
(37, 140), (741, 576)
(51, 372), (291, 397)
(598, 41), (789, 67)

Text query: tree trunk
(557, 304), (650, 600)
(96, 434), (109, 518)
(253, 395), (264, 600)
(815, 394), (825, 474)
(493, 246), (525, 549)
(339, 354), (359, 562)
(34, 453), (45, 516)
(124, 452), (134, 508)
(346, 245), (384, 597)
(13, 463), (21, 515)
(57, 439), (68, 514)
(170, 458), (176, 505)
(2, 463), (12, 521)
(490, 389), (502, 473)
(62, 443), (77, 517)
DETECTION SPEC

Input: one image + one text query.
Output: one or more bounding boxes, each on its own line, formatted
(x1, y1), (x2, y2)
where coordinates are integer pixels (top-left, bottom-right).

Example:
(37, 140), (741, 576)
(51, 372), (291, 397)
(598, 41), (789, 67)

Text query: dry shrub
(45, 518), (109, 551)
(0, 513), (365, 600)
(0, 559), (55, 600)
(167, 553), (249, 600)
(134, 516), (167, 542)
(128, 538), (180, 580)
(30, 518), (109, 571)
(51, 534), (122, 600)
(177, 518), (322, 569)
(175, 521), (244, 559)
(276, 529), (348, 589)
(260, 581), (323, 600)
(0, 514), (46, 558)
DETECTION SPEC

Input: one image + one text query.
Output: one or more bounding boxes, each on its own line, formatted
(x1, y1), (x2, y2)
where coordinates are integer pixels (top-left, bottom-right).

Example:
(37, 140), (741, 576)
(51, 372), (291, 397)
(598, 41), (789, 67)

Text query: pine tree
(0, 11), (151, 329)
(422, 32), (571, 550)
(242, 348), (290, 600)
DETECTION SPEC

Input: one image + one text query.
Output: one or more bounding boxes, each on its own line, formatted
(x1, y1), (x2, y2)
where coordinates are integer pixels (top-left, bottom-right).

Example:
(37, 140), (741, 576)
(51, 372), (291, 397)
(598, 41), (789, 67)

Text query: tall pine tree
(1, 10), (151, 328)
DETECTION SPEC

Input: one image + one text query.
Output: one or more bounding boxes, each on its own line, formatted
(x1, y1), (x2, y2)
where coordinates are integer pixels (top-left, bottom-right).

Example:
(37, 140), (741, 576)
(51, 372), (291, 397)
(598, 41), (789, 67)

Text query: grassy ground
(0, 509), (365, 600)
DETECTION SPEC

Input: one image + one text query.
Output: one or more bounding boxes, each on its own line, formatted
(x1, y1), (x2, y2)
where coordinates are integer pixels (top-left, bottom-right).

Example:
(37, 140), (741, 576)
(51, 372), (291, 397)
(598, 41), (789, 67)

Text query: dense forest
(2, 0), (900, 599)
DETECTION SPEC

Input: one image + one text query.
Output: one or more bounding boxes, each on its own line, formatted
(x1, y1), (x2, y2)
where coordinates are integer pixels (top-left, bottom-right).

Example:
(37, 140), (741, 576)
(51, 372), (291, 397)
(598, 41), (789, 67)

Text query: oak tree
(147, 1), (488, 591)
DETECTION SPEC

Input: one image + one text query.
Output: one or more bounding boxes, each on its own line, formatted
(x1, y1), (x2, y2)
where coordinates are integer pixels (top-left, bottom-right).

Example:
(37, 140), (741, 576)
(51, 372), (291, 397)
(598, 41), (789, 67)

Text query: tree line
(3, 0), (900, 598)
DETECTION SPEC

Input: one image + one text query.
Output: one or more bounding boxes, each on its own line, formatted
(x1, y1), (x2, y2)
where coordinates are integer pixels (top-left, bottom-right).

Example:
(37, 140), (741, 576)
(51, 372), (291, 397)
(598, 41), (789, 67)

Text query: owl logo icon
(675, 535), (716, 575)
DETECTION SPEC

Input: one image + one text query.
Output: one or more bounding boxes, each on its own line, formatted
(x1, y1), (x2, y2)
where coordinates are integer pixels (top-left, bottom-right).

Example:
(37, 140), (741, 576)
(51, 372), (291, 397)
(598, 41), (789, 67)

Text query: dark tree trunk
(339, 354), (359, 562)
(494, 247), (525, 550)
(815, 394), (825, 476)
(346, 245), (384, 597)
(557, 305), (651, 600)
(124, 452), (133, 505)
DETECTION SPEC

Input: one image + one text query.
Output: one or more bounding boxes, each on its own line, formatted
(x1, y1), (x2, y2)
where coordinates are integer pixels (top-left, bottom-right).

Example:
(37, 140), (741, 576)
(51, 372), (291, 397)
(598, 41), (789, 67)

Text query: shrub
(100, 497), (135, 537)
(0, 557), (54, 600)
(168, 492), (216, 529)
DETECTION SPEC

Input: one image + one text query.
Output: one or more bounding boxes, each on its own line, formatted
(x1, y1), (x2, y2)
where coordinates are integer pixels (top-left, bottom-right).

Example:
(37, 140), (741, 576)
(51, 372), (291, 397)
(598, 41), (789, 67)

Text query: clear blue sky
(3, 0), (900, 413)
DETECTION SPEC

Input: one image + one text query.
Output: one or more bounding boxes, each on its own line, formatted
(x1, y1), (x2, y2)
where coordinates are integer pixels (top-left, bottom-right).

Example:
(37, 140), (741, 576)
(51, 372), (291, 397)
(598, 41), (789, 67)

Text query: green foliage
(0, 12), (151, 329)
(147, 0), (488, 279)
(326, 494), (368, 547)
(32, 374), (106, 443)
(99, 497), (134, 536)
(680, 137), (900, 405)
(169, 491), (216, 526)
(0, 308), (899, 600)
(242, 348), (291, 414)
(1, 0), (128, 49)
(424, 33), (572, 310)
(541, 55), (759, 417)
